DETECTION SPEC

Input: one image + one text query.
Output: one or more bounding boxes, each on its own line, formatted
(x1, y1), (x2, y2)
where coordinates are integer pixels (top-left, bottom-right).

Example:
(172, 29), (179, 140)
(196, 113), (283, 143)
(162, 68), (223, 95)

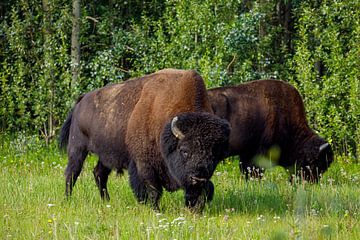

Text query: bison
(59, 69), (230, 211)
(208, 79), (333, 182)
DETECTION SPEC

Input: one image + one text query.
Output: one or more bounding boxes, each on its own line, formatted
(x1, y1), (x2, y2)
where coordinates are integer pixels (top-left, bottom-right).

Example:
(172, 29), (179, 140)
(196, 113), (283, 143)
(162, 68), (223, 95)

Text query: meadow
(1, 135), (359, 239)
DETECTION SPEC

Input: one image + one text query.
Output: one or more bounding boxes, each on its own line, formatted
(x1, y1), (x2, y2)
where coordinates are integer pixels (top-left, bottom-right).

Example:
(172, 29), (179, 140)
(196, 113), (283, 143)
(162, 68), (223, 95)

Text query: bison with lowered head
(208, 79), (333, 182)
(59, 69), (230, 211)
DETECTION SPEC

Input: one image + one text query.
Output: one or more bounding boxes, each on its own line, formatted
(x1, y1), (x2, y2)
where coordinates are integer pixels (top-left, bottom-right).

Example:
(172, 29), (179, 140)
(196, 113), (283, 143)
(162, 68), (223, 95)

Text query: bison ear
(171, 116), (185, 140)
(319, 143), (330, 153)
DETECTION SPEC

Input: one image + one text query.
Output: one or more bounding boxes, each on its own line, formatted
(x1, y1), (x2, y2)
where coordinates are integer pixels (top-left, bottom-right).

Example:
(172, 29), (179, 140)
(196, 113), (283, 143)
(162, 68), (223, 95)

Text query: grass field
(1, 135), (359, 239)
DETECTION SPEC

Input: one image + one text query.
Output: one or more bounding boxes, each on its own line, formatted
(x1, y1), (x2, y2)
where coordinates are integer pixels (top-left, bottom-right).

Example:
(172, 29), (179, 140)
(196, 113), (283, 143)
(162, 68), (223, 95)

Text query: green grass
(1, 135), (359, 239)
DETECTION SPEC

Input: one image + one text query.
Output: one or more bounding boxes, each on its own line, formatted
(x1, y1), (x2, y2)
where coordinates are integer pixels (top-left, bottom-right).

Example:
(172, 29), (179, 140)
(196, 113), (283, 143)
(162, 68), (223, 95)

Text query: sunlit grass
(1, 135), (359, 239)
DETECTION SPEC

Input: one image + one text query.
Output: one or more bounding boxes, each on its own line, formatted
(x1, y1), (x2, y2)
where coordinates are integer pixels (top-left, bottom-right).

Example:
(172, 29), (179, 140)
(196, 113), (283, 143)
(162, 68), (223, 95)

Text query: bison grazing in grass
(59, 69), (230, 211)
(208, 79), (333, 182)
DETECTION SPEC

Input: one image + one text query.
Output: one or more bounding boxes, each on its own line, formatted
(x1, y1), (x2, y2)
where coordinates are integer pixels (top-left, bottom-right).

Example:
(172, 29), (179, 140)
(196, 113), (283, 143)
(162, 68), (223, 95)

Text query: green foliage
(0, 0), (72, 141)
(0, 0), (358, 160)
(127, 0), (240, 87)
(290, 0), (360, 158)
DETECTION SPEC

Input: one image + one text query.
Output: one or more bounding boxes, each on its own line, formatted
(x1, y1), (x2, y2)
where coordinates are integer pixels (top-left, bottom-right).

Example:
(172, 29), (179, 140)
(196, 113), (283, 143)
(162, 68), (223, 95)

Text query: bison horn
(319, 143), (330, 152)
(171, 116), (185, 140)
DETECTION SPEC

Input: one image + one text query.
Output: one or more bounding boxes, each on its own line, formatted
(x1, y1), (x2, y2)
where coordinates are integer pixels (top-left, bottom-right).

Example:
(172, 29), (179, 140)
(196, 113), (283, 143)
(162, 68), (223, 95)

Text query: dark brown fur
(208, 79), (333, 181)
(60, 69), (230, 211)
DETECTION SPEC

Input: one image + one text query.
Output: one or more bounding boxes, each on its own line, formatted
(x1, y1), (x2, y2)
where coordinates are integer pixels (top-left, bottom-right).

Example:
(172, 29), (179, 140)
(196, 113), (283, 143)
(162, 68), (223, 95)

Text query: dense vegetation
(1, 0), (359, 160)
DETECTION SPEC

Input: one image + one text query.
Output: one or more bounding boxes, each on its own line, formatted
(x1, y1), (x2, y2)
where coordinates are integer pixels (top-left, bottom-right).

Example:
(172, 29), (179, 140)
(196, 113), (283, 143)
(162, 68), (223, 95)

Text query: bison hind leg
(93, 160), (112, 201)
(65, 147), (88, 198)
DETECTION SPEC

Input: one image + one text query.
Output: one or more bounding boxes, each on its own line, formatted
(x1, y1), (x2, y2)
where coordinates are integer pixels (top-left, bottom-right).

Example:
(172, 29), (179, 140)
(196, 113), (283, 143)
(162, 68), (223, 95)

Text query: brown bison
(208, 79), (333, 182)
(59, 69), (230, 211)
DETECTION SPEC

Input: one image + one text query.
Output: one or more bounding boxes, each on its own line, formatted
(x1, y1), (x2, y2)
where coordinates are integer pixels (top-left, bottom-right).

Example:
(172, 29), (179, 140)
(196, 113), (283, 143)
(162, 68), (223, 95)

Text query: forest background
(0, 0), (359, 162)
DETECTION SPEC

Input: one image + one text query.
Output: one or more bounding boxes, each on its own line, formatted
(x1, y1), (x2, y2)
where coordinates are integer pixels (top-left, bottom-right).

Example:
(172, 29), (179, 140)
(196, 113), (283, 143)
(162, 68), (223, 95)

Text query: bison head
(295, 137), (333, 182)
(160, 112), (230, 210)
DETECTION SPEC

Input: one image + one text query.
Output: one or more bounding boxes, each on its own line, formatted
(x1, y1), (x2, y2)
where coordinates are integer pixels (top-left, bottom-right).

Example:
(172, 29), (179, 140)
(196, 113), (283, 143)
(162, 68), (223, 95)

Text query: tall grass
(1, 135), (359, 239)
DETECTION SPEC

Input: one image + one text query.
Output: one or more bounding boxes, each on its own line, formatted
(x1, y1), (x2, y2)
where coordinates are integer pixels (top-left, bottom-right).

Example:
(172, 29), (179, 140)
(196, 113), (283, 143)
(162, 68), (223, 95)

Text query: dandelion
(172, 217), (186, 224)
(256, 215), (265, 222)
(273, 215), (280, 222)
(158, 218), (168, 224)
(225, 208), (235, 213)
(311, 209), (318, 216)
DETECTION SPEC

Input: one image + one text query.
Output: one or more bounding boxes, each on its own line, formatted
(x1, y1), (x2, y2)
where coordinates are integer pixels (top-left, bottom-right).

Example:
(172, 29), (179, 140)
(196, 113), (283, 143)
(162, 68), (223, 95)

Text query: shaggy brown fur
(208, 79), (333, 181)
(60, 69), (230, 211)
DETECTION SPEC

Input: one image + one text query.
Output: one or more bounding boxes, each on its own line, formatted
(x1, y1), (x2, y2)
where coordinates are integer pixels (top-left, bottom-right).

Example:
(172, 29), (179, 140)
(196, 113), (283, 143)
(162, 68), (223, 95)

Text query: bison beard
(208, 79), (333, 182)
(59, 69), (230, 212)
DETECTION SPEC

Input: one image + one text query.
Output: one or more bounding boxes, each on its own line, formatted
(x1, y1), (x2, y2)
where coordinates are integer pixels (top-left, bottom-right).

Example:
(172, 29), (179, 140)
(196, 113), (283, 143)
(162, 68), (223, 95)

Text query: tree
(71, 0), (81, 93)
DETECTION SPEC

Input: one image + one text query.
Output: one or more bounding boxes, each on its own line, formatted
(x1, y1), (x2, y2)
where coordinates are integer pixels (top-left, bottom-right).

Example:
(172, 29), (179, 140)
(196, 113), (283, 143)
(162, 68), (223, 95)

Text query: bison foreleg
(129, 161), (147, 203)
(185, 185), (210, 213)
(146, 184), (163, 211)
(129, 161), (163, 210)
(204, 181), (214, 202)
(93, 160), (112, 200)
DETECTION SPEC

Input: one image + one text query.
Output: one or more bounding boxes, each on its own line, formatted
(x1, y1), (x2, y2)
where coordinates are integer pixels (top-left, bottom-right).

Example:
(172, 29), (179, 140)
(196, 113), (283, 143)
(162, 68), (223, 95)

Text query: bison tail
(59, 109), (73, 150)
(59, 95), (84, 150)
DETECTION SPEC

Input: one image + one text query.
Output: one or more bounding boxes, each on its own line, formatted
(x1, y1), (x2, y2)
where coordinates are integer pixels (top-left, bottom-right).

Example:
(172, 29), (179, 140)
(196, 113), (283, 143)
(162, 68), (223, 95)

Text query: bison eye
(179, 147), (190, 158)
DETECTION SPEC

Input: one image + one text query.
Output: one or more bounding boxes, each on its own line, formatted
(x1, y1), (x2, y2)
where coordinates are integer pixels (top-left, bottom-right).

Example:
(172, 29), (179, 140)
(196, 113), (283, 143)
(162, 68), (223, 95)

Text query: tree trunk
(277, 0), (294, 55)
(71, 0), (81, 93)
(42, 0), (55, 144)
